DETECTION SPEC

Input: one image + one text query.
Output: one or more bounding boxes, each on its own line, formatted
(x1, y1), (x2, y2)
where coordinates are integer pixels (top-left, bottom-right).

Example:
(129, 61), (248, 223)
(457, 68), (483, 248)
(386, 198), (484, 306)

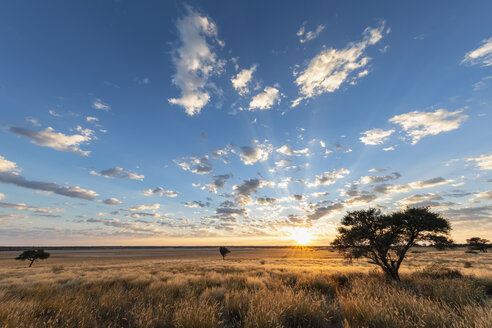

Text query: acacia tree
(15, 249), (50, 267)
(466, 237), (490, 253)
(219, 246), (231, 260)
(332, 207), (452, 281)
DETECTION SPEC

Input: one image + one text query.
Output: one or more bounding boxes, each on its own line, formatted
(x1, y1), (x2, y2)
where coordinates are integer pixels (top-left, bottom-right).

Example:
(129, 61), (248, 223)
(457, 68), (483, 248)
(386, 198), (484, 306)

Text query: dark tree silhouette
(332, 207), (452, 281)
(466, 237), (490, 253)
(219, 246), (231, 260)
(15, 249), (50, 267)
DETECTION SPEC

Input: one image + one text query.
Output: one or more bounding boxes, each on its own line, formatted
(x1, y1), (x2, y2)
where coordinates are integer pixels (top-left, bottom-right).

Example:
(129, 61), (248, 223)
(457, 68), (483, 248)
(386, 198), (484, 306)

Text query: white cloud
(90, 167), (144, 180)
(292, 22), (386, 107)
(93, 99), (110, 111)
(143, 187), (179, 197)
(126, 204), (160, 211)
(175, 156), (213, 174)
(297, 24), (325, 43)
(276, 144), (309, 156)
(231, 65), (256, 95)
(26, 117), (40, 127)
(103, 198), (123, 205)
(8, 126), (94, 156)
(382, 146), (395, 151)
(471, 191), (492, 203)
(359, 172), (401, 184)
(408, 177), (454, 189)
(0, 170), (99, 201)
(308, 168), (350, 187)
(360, 128), (394, 145)
(462, 37), (492, 66)
(0, 156), (18, 172)
(248, 86), (280, 110)
(0, 193), (4, 200)
(168, 7), (224, 116)
(467, 154), (492, 170)
(86, 116), (99, 123)
(48, 110), (62, 117)
(389, 109), (467, 145)
(239, 143), (272, 165)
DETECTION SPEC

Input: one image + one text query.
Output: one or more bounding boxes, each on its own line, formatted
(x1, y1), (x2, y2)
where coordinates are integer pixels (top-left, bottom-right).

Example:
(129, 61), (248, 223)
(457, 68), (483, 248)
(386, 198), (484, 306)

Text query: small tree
(15, 249), (50, 267)
(332, 207), (452, 281)
(466, 237), (490, 253)
(219, 246), (231, 260)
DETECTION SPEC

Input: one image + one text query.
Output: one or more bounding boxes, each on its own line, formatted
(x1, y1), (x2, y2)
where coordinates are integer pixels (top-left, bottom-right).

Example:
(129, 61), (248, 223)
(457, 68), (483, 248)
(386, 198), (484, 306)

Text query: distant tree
(219, 246), (231, 260)
(15, 249), (50, 267)
(332, 207), (452, 281)
(466, 237), (490, 253)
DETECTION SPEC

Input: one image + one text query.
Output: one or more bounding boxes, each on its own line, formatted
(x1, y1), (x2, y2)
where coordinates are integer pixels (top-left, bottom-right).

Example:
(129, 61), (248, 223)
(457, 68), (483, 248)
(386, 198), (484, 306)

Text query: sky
(1, 1), (492, 246)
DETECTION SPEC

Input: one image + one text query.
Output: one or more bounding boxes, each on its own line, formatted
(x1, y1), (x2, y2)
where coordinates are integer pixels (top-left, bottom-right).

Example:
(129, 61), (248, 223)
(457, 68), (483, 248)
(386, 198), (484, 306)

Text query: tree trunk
(29, 259), (35, 267)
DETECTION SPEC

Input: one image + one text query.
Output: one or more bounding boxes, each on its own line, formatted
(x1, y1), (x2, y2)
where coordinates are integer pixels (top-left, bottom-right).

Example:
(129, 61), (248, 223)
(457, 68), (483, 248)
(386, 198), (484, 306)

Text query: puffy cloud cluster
(207, 174), (232, 193)
(276, 144), (309, 156)
(168, 7), (224, 115)
(175, 156), (213, 174)
(248, 86), (280, 110)
(233, 178), (271, 205)
(308, 168), (350, 187)
(90, 167), (144, 180)
(359, 172), (401, 184)
(143, 187), (179, 197)
(9, 126), (94, 156)
(239, 143), (272, 165)
(231, 65), (256, 95)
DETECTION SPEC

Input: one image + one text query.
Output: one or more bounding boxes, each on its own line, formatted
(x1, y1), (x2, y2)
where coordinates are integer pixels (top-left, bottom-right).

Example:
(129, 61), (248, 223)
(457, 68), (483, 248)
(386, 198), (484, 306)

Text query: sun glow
(290, 228), (314, 245)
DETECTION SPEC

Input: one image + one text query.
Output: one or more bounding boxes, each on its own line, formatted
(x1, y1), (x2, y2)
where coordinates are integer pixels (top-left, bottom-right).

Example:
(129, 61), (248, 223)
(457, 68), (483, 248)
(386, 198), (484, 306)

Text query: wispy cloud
(90, 167), (144, 180)
(462, 36), (492, 66)
(292, 21), (387, 107)
(389, 109), (467, 145)
(93, 99), (110, 111)
(297, 24), (325, 43)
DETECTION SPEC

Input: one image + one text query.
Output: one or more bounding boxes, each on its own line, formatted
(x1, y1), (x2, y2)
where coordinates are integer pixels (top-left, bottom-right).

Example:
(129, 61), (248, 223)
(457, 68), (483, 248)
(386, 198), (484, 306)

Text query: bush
(417, 264), (463, 279)
(463, 261), (472, 268)
(51, 265), (64, 273)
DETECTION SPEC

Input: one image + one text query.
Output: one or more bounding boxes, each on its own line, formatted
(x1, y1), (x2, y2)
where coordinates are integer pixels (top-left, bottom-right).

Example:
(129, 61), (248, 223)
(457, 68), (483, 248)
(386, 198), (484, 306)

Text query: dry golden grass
(0, 247), (490, 327)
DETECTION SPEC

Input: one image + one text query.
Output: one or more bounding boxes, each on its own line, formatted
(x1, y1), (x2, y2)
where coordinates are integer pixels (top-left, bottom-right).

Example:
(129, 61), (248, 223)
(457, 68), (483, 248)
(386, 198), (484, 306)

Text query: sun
(290, 228), (314, 245)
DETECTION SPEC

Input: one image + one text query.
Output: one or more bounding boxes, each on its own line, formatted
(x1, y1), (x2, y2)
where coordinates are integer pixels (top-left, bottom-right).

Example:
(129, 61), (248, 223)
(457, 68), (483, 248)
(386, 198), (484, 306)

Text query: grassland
(0, 247), (491, 327)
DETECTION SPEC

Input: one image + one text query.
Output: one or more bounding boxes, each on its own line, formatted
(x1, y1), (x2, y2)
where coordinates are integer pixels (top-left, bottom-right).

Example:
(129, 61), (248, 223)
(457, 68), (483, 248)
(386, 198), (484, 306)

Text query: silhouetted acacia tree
(15, 249), (50, 267)
(219, 246), (231, 260)
(466, 237), (490, 253)
(332, 207), (452, 281)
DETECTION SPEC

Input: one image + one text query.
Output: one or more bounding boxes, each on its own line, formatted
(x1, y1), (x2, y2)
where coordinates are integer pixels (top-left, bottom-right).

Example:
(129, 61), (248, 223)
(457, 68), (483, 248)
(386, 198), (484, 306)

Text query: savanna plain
(0, 247), (491, 328)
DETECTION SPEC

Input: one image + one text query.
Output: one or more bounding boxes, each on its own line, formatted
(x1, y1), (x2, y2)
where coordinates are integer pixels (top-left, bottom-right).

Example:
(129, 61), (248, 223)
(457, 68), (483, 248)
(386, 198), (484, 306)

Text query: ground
(0, 247), (491, 327)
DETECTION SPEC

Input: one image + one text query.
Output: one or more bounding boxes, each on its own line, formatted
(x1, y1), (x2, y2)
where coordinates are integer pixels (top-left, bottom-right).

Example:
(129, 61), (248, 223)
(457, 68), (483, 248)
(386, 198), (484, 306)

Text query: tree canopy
(219, 246), (231, 260)
(466, 237), (490, 253)
(332, 207), (452, 281)
(15, 249), (50, 267)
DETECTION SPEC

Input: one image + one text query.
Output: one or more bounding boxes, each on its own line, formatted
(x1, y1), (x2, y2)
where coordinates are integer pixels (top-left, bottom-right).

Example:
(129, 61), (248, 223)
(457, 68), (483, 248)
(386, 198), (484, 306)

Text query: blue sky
(1, 1), (491, 245)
